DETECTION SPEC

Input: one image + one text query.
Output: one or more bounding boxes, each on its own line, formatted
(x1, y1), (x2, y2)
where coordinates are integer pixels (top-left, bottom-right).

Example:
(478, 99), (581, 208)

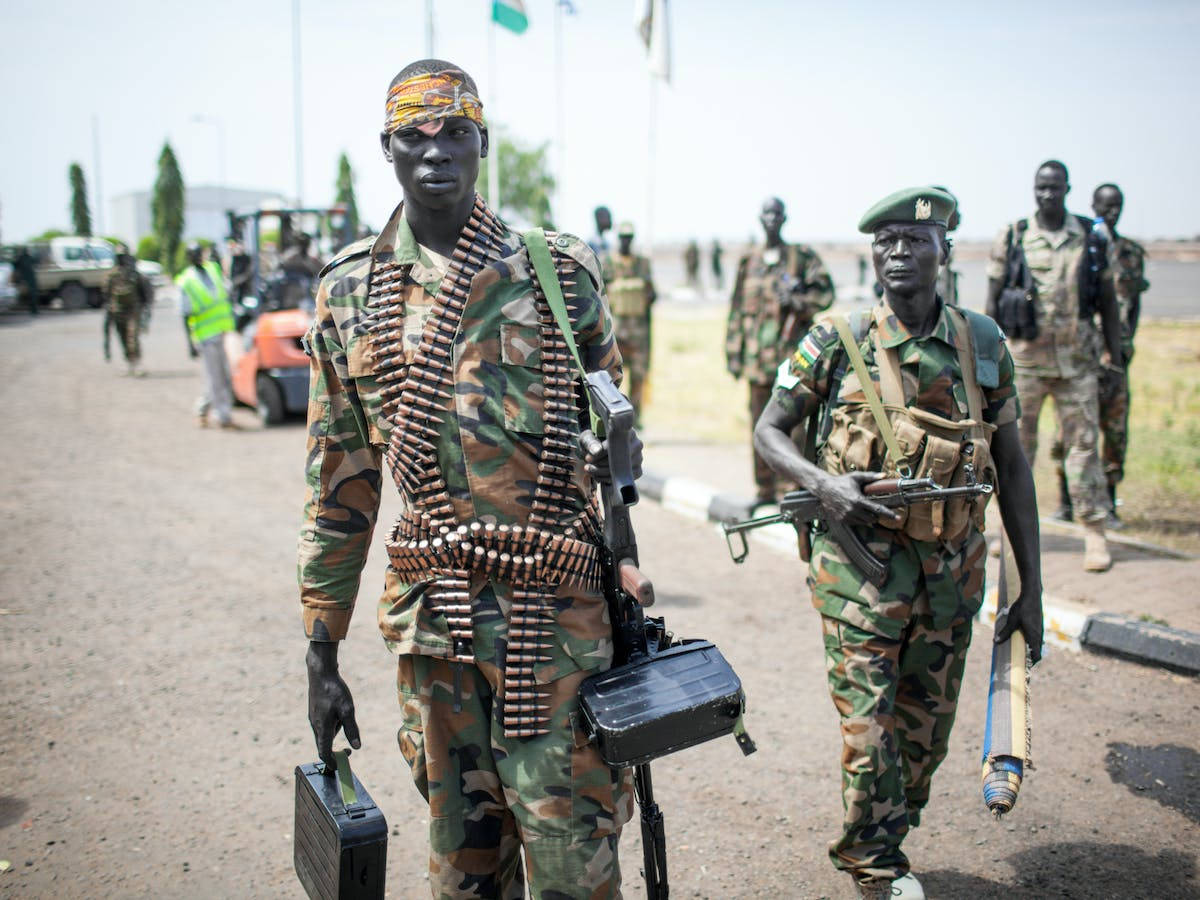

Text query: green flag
(492, 0), (528, 33)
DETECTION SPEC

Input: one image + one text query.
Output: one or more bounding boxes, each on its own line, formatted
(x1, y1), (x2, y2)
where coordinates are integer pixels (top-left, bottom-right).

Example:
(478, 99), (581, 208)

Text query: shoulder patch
(546, 231), (602, 288)
(319, 235), (376, 278)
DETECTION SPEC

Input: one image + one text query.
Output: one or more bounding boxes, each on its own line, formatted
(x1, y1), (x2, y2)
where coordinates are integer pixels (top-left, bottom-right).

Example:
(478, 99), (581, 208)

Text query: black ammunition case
(578, 640), (746, 768)
(294, 761), (388, 900)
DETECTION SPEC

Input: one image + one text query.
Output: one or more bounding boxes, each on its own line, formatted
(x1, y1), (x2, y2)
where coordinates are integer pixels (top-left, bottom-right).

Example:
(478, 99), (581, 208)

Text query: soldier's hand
(306, 641), (361, 771)
(579, 429), (644, 484)
(812, 471), (902, 527)
(994, 589), (1044, 665)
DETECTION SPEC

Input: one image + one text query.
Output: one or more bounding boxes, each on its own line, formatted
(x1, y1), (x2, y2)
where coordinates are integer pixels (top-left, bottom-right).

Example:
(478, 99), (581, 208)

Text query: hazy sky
(2, 0), (1197, 245)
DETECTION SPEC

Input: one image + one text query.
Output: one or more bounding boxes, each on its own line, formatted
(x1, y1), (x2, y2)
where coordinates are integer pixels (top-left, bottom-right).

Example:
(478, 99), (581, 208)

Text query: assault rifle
(582, 370), (669, 899)
(722, 471), (993, 587)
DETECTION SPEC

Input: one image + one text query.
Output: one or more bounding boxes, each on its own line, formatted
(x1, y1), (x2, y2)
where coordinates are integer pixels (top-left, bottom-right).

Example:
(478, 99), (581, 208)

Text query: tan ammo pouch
(608, 276), (650, 317)
(829, 309), (996, 543)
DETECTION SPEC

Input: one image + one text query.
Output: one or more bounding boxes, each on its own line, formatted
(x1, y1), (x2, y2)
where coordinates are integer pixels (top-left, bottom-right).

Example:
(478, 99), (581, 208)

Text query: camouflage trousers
(821, 608), (974, 882)
(111, 306), (141, 363)
(395, 587), (632, 899)
(614, 315), (650, 420)
(1016, 369), (1107, 522)
(1051, 365), (1129, 486)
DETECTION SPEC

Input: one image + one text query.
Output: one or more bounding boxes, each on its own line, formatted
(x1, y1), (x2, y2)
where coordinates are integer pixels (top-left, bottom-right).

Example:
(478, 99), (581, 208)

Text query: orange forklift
(226, 206), (352, 424)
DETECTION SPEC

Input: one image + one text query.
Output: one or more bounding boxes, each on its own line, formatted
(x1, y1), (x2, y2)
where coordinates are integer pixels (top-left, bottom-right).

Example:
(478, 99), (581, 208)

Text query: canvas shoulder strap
(521, 227), (603, 435)
(944, 306), (984, 423)
(830, 314), (909, 476)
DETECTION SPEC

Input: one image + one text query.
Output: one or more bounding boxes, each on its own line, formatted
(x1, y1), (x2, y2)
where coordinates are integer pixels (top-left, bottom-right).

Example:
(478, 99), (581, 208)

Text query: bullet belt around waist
(385, 518), (604, 594)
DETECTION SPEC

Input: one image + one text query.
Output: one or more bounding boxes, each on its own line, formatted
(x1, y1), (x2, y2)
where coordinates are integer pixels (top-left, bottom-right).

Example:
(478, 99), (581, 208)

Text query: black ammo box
(294, 759), (388, 900)
(578, 640), (746, 768)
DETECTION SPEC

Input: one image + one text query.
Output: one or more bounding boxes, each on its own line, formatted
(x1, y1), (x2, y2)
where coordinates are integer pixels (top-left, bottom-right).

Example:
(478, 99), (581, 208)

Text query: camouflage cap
(616, 221), (635, 236)
(857, 186), (956, 234)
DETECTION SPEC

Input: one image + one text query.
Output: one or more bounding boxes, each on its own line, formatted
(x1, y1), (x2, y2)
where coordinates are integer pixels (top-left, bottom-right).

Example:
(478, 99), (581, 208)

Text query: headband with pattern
(383, 71), (485, 134)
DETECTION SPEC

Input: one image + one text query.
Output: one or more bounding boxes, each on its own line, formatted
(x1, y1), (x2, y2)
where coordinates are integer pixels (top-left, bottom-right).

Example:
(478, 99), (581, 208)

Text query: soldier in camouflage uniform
(601, 221), (655, 422)
(103, 246), (151, 377)
(931, 186), (960, 306)
(986, 160), (1122, 572)
(1052, 184), (1148, 525)
(756, 188), (1043, 900)
(726, 196), (835, 505)
(301, 59), (635, 899)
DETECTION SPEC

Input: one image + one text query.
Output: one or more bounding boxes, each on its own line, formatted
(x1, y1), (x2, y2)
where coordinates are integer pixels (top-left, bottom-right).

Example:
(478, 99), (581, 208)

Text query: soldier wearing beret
(726, 197), (835, 506)
(601, 221), (656, 422)
(755, 188), (1044, 900)
(301, 58), (636, 898)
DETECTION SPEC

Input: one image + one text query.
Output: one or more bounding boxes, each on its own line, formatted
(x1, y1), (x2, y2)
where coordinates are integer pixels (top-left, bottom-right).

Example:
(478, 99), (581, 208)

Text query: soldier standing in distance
(756, 188), (1043, 900)
(301, 59), (636, 898)
(726, 196), (835, 506)
(711, 237), (724, 289)
(602, 221), (656, 423)
(1052, 183), (1148, 526)
(103, 245), (151, 376)
(683, 239), (700, 287)
(931, 185), (960, 306)
(985, 160), (1122, 571)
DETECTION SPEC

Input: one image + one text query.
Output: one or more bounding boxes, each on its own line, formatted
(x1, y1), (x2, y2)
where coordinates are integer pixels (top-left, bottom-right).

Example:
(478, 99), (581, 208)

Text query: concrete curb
(639, 468), (1200, 673)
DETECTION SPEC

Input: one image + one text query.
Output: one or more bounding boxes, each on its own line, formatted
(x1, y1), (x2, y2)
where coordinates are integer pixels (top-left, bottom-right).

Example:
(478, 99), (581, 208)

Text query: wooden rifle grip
(618, 558), (655, 607)
(863, 478), (902, 496)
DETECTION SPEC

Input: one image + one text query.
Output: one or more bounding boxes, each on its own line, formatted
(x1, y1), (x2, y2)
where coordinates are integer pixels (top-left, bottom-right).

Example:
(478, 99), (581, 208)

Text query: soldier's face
(618, 234), (634, 254)
(381, 116), (486, 210)
(871, 224), (943, 298)
(1092, 187), (1123, 230)
(1034, 167), (1069, 217)
(759, 201), (785, 239)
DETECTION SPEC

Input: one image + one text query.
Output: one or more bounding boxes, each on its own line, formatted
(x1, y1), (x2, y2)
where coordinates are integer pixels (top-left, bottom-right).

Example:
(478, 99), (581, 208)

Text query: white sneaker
(891, 872), (925, 899)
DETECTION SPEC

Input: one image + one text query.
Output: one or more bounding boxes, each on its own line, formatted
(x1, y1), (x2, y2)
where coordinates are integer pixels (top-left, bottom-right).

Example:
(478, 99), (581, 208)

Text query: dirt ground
(1, 307), (1197, 899)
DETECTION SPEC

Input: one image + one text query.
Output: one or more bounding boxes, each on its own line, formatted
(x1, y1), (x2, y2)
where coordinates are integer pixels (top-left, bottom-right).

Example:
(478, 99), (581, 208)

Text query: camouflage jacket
(726, 242), (835, 384)
(1110, 233), (1149, 357)
(601, 252), (655, 319)
(104, 266), (148, 313)
(773, 302), (1019, 639)
(986, 212), (1101, 378)
(298, 200), (622, 652)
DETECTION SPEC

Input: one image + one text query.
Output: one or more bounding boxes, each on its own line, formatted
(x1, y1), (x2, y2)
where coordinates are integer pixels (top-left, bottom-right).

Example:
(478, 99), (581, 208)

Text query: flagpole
(554, 0), (566, 229)
(425, 0), (434, 56)
(487, 18), (500, 211)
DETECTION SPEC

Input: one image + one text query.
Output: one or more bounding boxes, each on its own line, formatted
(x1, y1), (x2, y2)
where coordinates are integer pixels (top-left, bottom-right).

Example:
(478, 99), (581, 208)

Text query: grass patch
(642, 312), (1200, 554)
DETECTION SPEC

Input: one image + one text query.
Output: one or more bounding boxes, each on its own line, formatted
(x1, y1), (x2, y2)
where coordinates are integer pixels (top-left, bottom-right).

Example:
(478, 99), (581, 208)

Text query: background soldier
(176, 244), (237, 429)
(726, 196), (835, 506)
(602, 220), (656, 421)
(684, 238), (700, 287)
(755, 187), (1042, 900)
(931, 185), (961, 306)
(711, 237), (724, 289)
(13, 245), (38, 315)
(302, 59), (635, 898)
(103, 244), (151, 376)
(986, 160), (1122, 571)
(589, 204), (613, 257)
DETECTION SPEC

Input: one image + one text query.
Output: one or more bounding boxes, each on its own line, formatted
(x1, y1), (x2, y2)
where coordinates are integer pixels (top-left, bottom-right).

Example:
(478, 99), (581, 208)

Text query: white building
(110, 185), (287, 247)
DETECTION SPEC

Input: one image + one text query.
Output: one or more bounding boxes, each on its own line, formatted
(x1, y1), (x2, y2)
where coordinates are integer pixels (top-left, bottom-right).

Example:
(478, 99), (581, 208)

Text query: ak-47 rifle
(582, 369), (669, 900)
(722, 471), (993, 587)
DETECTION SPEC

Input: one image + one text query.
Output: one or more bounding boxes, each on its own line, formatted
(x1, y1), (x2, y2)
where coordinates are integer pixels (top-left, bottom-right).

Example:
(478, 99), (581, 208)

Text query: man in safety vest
(177, 243), (238, 429)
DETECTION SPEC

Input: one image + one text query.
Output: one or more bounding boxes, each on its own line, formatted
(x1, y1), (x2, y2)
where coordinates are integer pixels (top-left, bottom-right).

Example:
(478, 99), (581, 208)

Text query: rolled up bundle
(981, 533), (1032, 818)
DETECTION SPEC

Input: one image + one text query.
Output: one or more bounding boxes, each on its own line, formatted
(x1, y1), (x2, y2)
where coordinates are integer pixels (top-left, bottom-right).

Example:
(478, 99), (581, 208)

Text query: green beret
(616, 221), (635, 236)
(858, 186), (956, 234)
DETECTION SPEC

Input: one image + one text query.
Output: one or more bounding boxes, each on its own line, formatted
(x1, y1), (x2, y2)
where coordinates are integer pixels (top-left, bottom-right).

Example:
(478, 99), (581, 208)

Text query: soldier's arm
(991, 420), (1044, 662)
(984, 225), (1010, 320)
(725, 257), (749, 374)
(1096, 253), (1122, 365)
(799, 248), (835, 314)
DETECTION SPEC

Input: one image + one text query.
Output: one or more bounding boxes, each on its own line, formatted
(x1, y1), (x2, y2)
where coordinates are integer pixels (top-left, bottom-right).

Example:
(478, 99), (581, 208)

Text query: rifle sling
(521, 227), (603, 436)
(830, 314), (910, 477)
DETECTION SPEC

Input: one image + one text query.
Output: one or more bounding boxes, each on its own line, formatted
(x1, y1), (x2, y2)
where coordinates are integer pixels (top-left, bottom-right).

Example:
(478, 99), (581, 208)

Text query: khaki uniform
(726, 243), (834, 500)
(986, 214), (1108, 522)
(601, 252), (655, 417)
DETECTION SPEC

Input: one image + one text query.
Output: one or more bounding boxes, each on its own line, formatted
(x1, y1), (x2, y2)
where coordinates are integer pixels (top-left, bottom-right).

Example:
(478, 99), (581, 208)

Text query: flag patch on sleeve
(792, 333), (822, 370)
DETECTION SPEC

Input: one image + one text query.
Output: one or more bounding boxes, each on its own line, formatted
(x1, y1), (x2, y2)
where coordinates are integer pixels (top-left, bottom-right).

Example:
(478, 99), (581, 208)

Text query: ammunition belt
(365, 194), (602, 737)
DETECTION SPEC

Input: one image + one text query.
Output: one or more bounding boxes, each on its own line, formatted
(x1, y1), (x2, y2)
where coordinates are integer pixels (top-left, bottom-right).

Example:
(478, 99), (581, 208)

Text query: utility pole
(292, 0), (304, 206)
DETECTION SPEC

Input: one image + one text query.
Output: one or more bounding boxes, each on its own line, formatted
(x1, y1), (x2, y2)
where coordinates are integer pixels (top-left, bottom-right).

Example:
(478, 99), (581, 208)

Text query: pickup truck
(27, 237), (117, 308)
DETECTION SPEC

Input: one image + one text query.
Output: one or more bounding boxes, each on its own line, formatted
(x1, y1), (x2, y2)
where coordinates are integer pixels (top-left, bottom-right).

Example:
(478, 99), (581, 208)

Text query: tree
(334, 152), (359, 240)
(68, 163), (91, 237)
(477, 130), (556, 229)
(136, 235), (160, 261)
(152, 142), (185, 275)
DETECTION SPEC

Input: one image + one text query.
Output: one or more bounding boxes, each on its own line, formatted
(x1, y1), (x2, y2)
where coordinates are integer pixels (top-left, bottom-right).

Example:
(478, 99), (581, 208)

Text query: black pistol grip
(828, 519), (888, 588)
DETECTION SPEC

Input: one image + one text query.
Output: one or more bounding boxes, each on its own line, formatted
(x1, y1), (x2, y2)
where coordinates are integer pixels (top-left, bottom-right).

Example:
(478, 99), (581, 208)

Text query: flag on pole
(492, 0), (529, 34)
(633, 0), (670, 82)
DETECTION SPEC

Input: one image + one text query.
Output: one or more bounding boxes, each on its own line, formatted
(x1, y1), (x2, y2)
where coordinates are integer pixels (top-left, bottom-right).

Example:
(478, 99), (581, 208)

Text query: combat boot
(850, 876), (893, 900)
(1106, 482), (1124, 530)
(891, 872), (926, 899)
(1053, 469), (1073, 522)
(1082, 520), (1112, 573)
